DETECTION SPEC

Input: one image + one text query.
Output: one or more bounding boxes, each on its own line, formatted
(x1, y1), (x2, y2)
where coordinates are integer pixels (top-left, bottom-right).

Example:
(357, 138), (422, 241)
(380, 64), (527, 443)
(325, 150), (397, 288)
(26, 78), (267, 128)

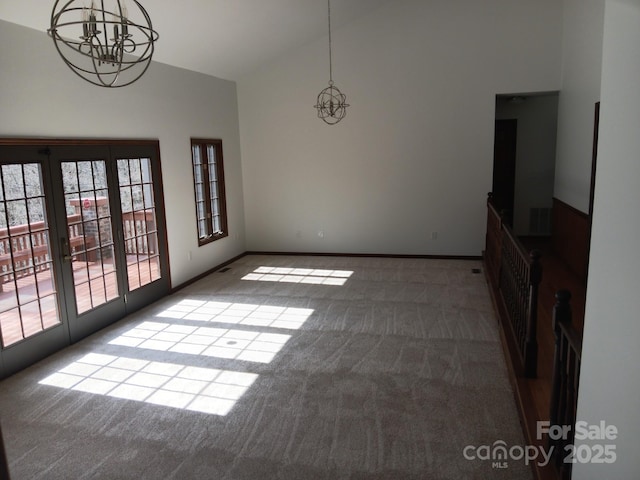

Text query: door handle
(61, 237), (72, 262)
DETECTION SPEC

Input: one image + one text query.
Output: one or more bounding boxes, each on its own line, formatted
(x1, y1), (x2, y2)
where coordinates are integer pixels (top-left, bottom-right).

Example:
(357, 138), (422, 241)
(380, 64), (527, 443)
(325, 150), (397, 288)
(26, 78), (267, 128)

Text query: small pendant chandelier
(48, 0), (159, 88)
(314, 0), (349, 125)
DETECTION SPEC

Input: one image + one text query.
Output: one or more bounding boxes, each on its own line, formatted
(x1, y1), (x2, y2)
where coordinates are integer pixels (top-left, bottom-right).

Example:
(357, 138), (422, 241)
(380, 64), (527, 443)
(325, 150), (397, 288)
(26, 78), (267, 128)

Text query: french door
(0, 141), (169, 378)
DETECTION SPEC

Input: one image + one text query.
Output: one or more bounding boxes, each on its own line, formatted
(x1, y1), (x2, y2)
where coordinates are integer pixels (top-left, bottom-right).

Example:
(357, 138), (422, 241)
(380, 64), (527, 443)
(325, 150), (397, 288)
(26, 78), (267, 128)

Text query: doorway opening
(492, 92), (559, 240)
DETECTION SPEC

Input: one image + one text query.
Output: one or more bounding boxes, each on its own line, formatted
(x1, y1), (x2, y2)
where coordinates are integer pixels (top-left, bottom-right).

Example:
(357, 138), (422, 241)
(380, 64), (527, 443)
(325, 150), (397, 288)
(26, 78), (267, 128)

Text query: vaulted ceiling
(0, 0), (390, 81)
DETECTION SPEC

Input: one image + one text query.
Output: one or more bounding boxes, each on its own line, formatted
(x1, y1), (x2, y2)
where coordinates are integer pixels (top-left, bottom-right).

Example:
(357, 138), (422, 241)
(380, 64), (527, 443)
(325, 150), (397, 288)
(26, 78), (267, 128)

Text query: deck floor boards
(0, 257), (160, 348)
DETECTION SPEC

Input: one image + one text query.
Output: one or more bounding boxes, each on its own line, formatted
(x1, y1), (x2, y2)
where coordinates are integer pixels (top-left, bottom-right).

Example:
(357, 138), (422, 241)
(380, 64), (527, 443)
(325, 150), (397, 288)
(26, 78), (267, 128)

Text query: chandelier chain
(314, 0), (349, 124)
(328, 0), (333, 84)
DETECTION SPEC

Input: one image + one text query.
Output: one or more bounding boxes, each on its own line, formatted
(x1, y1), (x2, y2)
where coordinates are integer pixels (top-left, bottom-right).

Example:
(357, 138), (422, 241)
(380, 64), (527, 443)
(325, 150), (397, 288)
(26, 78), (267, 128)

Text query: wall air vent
(529, 207), (552, 235)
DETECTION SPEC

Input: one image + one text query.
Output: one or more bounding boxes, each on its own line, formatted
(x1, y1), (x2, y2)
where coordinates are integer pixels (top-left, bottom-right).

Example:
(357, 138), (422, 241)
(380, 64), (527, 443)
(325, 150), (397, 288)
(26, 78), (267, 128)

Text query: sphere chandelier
(48, 0), (159, 88)
(314, 0), (349, 125)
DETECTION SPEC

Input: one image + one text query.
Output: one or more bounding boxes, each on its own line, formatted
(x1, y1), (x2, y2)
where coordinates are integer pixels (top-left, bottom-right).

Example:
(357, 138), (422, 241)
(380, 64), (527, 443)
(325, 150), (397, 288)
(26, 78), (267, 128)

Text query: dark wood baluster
(549, 290), (572, 465)
(524, 249), (542, 377)
(561, 348), (577, 479)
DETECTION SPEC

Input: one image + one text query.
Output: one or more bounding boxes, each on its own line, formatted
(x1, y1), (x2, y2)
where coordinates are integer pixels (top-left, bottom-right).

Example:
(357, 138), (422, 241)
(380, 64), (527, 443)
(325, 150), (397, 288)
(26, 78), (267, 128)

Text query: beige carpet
(0, 255), (532, 479)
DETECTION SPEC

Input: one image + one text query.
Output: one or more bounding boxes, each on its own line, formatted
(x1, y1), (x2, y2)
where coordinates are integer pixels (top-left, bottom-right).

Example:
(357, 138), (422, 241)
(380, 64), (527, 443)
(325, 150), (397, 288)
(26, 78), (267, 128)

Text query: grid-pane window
(117, 157), (161, 291)
(191, 139), (228, 245)
(0, 162), (60, 347)
(61, 159), (118, 314)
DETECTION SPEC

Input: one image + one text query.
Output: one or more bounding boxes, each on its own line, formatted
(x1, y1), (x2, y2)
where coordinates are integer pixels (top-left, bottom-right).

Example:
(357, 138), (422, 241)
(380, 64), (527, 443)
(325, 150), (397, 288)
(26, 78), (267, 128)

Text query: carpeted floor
(0, 255), (532, 479)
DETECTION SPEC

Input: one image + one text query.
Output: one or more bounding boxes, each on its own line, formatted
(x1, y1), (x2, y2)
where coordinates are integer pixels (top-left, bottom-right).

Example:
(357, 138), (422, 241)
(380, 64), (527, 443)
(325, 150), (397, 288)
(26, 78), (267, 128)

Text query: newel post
(524, 249), (542, 378)
(0, 421), (9, 480)
(487, 191), (505, 224)
(548, 290), (572, 449)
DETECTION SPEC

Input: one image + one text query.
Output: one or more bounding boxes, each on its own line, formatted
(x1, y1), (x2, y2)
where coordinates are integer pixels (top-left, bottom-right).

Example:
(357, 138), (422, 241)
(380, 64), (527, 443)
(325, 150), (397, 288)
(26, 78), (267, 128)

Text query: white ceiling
(0, 0), (390, 81)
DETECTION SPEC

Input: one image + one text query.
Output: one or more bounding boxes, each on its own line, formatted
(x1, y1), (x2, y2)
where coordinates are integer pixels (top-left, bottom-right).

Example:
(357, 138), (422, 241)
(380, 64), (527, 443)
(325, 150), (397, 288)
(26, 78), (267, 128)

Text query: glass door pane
(117, 157), (162, 290)
(0, 141), (170, 379)
(0, 162), (60, 347)
(60, 160), (118, 315)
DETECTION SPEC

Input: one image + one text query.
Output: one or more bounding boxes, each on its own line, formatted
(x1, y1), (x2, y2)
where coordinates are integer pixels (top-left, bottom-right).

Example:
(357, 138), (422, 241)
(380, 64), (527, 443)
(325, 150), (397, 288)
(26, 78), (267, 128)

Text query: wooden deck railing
(122, 210), (157, 255)
(0, 219), (58, 291)
(485, 193), (542, 378)
(0, 211), (156, 290)
(549, 290), (582, 480)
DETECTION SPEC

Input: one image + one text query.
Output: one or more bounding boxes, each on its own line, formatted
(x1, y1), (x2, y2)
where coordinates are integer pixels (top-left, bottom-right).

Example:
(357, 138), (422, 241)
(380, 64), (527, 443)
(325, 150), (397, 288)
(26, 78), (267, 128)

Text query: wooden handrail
(485, 196), (503, 288)
(485, 193), (542, 378)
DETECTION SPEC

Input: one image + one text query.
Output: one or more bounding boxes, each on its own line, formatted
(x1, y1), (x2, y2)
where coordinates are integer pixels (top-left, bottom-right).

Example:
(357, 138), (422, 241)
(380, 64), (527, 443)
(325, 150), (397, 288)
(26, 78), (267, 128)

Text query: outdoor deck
(0, 256), (160, 348)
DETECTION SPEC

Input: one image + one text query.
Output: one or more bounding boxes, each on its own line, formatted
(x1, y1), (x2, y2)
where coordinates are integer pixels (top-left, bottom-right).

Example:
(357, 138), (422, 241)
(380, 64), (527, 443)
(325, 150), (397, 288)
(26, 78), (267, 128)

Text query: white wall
(237, 0), (562, 256)
(496, 94), (559, 236)
(0, 20), (245, 288)
(573, 0), (640, 477)
(554, 0), (605, 213)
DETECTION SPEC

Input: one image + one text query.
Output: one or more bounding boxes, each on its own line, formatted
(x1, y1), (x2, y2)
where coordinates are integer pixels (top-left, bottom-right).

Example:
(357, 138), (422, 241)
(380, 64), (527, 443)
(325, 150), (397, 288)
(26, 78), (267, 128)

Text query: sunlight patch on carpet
(157, 300), (314, 330)
(39, 353), (258, 415)
(241, 266), (353, 285)
(108, 321), (292, 364)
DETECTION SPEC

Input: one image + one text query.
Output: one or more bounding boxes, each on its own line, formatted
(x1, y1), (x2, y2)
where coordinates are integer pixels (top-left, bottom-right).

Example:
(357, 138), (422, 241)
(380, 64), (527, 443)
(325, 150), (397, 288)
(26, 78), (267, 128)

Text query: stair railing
(548, 290), (582, 480)
(485, 193), (542, 377)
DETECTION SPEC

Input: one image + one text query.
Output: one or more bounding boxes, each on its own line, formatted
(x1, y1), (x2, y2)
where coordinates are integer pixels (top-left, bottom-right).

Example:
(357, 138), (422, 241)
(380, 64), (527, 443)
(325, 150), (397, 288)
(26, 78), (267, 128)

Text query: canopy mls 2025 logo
(463, 420), (618, 469)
